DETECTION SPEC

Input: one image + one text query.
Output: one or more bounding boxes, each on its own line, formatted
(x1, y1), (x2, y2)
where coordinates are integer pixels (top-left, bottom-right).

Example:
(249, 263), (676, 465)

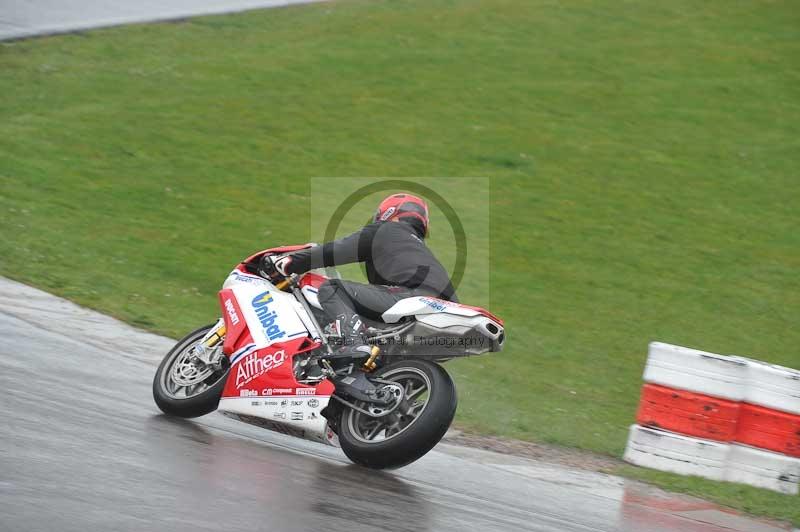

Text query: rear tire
(152, 324), (229, 418)
(338, 359), (457, 469)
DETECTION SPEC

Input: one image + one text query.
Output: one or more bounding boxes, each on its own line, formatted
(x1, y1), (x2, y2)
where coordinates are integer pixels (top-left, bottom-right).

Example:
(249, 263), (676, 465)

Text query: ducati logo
(224, 299), (240, 326)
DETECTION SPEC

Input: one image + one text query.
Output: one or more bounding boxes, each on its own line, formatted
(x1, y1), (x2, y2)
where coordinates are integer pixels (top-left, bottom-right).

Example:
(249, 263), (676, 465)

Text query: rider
(258, 193), (457, 362)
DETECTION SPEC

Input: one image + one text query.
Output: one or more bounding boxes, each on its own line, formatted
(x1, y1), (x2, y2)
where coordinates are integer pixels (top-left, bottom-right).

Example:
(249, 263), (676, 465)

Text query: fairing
(217, 272), (335, 446)
(381, 296), (505, 355)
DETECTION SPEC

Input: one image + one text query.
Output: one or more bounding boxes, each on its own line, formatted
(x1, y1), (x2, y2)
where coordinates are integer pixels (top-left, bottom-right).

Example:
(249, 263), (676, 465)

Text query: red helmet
(373, 193), (429, 236)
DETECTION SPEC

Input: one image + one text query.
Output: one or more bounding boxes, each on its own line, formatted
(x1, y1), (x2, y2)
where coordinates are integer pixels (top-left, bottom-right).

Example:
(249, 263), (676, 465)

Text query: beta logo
(235, 349), (286, 388)
(224, 299), (240, 326)
(251, 291), (286, 341)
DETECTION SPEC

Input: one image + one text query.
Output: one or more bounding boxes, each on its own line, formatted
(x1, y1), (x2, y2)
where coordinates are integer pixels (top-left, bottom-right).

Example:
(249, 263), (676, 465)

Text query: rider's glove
(258, 254), (293, 282)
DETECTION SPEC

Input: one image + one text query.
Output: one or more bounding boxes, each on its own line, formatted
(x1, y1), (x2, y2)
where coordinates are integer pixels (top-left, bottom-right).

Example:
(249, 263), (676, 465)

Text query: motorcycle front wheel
(338, 359), (457, 469)
(152, 324), (230, 418)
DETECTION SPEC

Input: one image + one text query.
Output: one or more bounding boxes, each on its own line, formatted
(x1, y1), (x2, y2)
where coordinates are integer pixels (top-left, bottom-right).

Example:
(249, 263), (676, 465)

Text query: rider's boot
(323, 314), (388, 406)
(326, 314), (373, 365)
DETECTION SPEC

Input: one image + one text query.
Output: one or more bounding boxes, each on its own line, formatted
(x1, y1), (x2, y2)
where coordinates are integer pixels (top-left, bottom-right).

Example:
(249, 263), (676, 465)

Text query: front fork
(193, 319), (227, 365)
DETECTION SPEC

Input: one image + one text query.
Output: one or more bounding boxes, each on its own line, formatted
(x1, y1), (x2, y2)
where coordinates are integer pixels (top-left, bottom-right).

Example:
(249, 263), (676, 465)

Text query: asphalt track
(0, 277), (793, 532)
(0, 0), (322, 41)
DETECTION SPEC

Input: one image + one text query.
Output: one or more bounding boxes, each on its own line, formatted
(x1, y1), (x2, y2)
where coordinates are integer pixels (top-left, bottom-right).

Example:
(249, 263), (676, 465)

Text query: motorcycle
(153, 244), (505, 469)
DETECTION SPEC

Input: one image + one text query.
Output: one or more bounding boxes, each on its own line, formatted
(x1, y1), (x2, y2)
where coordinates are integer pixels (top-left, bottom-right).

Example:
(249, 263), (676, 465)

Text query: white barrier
(624, 425), (800, 495)
(726, 444), (800, 495)
(623, 425), (727, 481)
(643, 342), (746, 400)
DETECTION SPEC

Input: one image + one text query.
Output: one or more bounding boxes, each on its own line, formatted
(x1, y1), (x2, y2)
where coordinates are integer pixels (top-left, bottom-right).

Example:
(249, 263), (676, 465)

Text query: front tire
(152, 324), (229, 418)
(338, 359), (457, 469)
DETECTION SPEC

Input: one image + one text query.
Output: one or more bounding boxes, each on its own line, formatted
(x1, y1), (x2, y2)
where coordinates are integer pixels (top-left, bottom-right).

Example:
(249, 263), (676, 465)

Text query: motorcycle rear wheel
(152, 324), (229, 418)
(338, 359), (457, 469)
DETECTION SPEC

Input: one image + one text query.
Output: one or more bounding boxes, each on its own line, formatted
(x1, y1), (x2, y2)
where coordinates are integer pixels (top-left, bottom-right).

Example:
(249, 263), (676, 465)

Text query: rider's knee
(317, 279), (343, 304)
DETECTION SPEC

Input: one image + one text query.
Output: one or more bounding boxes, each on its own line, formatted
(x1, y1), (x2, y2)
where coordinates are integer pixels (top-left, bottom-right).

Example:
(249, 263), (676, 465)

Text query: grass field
(1, 0), (799, 523)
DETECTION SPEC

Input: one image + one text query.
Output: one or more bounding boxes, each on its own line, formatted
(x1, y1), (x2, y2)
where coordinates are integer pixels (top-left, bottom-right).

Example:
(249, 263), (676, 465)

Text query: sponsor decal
(291, 400), (303, 406)
(307, 398), (320, 408)
(235, 349), (287, 388)
(224, 298), (240, 326)
(228, 271), (268, 285)
(241, 389), (297, 397)
(251, 401), (261, 406)
(291, 412), (304, 421)
(280, 399), (288, 407)
(251, 291), (286, 341)
(296, 387), (316, 396)
(419, 297), (450, 312)
(265, 401), (279, 406)
(273, 412), (286, 419)
(309, 412), (318, 420)
(263, 387), (294, 396)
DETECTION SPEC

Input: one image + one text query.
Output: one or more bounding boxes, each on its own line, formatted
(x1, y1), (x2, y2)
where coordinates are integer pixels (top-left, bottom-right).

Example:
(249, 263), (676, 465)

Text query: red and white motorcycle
(153, 245), (505, 469)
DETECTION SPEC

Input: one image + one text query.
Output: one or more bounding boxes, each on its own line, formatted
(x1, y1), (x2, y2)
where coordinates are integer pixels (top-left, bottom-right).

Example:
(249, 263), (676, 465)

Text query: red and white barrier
(742, 358), (800, 416)
(624, 342), (800, 495)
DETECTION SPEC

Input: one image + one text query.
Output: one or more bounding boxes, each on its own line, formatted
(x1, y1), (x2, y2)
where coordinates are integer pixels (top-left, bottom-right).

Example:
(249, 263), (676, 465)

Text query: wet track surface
(0, 0), (321, 41)
(0, 278), (791, 532)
